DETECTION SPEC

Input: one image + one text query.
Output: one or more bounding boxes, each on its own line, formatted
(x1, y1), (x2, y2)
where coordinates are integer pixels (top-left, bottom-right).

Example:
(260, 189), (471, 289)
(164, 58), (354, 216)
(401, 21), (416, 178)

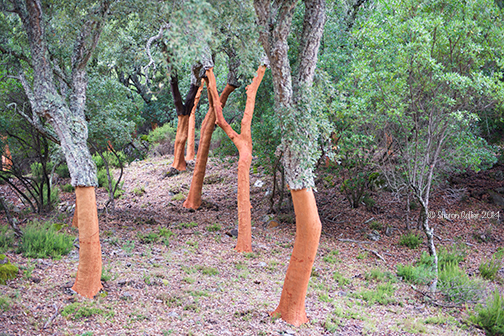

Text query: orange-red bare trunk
(186, 81), (204, 162)
(71, 187), (103, 298)
(183, 83), (235, 209)
(271, 188), (322, 326)
(172, 115), (189, 171)
(208, 66), (266, 252)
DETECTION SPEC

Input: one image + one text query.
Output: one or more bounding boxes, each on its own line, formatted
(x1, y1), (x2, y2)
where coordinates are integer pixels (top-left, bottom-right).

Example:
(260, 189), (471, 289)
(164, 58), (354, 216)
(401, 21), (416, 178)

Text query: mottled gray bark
(254, 0), (325, 190)
(10, 0), (110, 187)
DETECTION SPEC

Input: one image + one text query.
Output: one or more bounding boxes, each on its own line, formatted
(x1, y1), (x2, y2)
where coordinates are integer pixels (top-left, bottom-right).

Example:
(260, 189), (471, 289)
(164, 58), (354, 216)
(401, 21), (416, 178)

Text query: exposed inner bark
(170, 73), (201, 171)
(172, 115), (190, 171)
(185, 82), (204, 162)
(71, 187), (102, 298)
(271, 188), (321, 326)
(183, 83), (236, 209)
(208, 66), (266, 252)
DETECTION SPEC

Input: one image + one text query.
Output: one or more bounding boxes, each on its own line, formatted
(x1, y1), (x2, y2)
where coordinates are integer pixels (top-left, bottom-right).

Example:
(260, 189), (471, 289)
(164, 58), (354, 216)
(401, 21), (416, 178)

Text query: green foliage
(147, 123), (176, 144)
(178, 222), (198, 229)
(479, 248), (504, 281)
(96, 168), (124, 199)
(399, 232), (423, 249)
(333, 271), (350, 287)
(369, 221), (383, 231)
(353, 282), (395, 305)
(0, 295), (10, 312)
(397, 252), (436, 285)
(0, 255), (18, 284)
(18, 221), (74, 259)
(206, 223), (221, 232)
(122, 241), (135, 256)
(0, 225), (14, 253)
(61, 302), (112, 320)
(470, 289), (504, 336)
(30, 162), (60, 208)
(212, 123), (239, 157)
(365, 268), (395, 283)
(439, 262), (486, 304)
(62, 184), (75, 193)
(55, 164), (70, 178)
(323, 250), (340, 264)
(92, 151), (127, 170)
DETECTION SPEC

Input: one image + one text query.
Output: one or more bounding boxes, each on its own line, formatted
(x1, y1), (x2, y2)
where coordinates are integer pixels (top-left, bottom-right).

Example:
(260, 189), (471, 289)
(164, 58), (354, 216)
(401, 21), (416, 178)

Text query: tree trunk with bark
(183, 83), (236, 209)
(170, 71), (200, 171)
(254, 0), (326, 326)
(7, 0), (110, 299)
(185, 81), (204, 162)
(207, 65), (266, 252)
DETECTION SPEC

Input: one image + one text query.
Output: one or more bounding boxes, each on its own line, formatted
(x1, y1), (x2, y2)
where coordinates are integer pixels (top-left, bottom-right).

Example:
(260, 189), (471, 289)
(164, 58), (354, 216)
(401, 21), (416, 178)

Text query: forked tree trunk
(185, 82), (204, 162)
(170, 73), (200, 171)
(271, 188), (321, 326)
(71, 187), (102, 298)
(183, 83), (236, 209)
(207, 65), (266, 252)
(254, 0), (326, 326)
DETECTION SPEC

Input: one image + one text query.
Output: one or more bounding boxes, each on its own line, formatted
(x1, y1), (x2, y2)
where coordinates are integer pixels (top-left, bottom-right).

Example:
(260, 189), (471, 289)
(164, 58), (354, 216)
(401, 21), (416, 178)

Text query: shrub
(0, 295), (10, 311)
(55, 164), (70, 178)
(369, 221), (383, 231)
(479, 248), (504, 281)
(206, 223), (221, 232)
(365, 268), (395, 282)
(353, 282), (395, 305)
(61, 302), (111, 320)
(62, 183), (75, 193)
(470, 289), (504, 336)
(438, 244), (467, 268)
(17, 221), (74, 259)
(147, 123), (176, 144)
(399, 232), (423, 249)
(397, 252), (436, 285)
(438, 262), (486, 304)
(0, 225), (14, 253)
(92, 151), (127, 170)
(0, 254), (18, 284)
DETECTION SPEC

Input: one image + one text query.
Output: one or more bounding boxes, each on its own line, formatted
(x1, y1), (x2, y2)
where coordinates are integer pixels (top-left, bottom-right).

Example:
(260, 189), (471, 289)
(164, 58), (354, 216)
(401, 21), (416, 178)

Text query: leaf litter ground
(1, 155), (503, 335)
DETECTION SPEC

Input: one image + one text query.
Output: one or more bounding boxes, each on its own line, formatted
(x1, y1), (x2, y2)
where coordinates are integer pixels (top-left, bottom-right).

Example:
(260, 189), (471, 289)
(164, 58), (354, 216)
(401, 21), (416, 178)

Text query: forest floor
(0, 154), (503, 336)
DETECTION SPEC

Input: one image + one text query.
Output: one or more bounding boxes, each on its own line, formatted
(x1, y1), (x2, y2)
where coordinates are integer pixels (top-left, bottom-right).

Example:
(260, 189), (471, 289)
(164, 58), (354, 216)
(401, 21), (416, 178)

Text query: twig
(43, 304), (60, 329)
(363, 217), (375, 224)
(361, 247), (386, 262)
(337, 238), (371, 244)
(338, 238), (385, 262)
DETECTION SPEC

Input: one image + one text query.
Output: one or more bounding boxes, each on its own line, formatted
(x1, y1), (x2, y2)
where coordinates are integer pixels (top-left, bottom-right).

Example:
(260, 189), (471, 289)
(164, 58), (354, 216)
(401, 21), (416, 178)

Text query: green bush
(61, 302), (112, 320)
(0, 254), (18, 284)
(55, 164), (70, 178)
(479, 248), (504, 281)
(18, 221), (74, 259)
(471, 289), (504, 336)
(92, 151), (127, 169)
(147, 123), (176, 143)
(439, 262), (486, 304)
(97, 168), (124, 199)
(438, 244), (467, 268)
(62, 183), (75, 193)
(399, 232), (423, 249)
(397, 252), (435, 285)
(353, 282), (395, 305)
(212, 125), (238, 157)
(0, 225), (14, 253)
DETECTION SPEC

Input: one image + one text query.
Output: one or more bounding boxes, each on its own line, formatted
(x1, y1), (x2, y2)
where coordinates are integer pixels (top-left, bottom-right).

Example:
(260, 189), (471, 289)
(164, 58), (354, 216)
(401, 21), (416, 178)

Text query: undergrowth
(18, 220), (74, 259)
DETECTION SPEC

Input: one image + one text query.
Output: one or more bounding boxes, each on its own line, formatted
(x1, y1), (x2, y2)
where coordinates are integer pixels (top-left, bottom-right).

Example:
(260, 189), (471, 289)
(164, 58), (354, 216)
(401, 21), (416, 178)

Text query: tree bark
(254, 0), (326, 326)
(271, 188), (321, 326)
(185, 81), (204, 162)
(10, 0), (108, 299)
(208, 65), (266, 252)
(183, 83), (236, 209)
(71, 187), (102, 298)
(170, 73), (201, 171)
